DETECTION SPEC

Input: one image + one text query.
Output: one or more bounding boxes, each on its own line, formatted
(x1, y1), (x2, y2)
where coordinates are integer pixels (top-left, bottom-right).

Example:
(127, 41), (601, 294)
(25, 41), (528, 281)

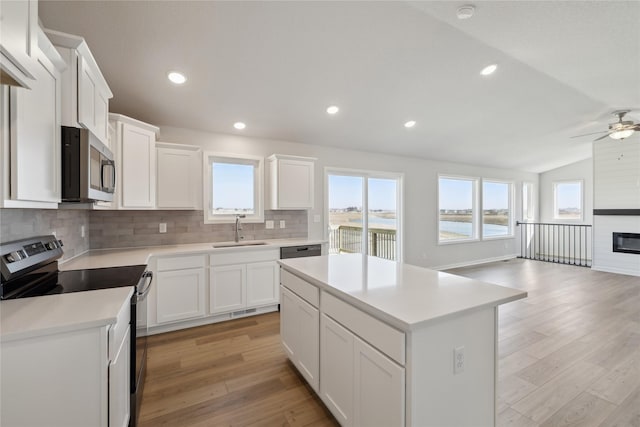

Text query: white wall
(539, 158), (593, 224)
(159, 126), (538, 269)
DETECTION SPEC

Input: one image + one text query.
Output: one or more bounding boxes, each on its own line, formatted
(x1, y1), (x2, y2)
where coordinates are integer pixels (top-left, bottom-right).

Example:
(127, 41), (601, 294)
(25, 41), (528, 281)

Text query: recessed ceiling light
(480, 64), (498, 76)
(167, 71), (187, 84)
(404, 120), (416, 128)
(233, 122), (246, 130)
(457, 5), (475, 20)
(326, 105), (339, 115)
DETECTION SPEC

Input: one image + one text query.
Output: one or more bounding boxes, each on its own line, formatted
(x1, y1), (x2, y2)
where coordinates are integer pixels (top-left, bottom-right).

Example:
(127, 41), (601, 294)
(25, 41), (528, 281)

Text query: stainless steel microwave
(61, 126), (115, 202)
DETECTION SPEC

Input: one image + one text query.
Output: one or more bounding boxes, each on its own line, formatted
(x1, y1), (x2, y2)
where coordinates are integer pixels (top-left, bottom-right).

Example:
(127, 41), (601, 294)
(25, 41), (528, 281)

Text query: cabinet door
(210, 264), (246, 314)
(293, 290), (319, 391)
(353, 337), (405, 427)
(280, 286), (296, 359)
(246, 261), (279, 307)
(78, 56), (98, 136)
(120, 123), (156, 208)
(277, 159), (314, 208)
(109, 327), (130, 427)
(320, 314), (354, 426)
(9, 49), (60, 204)
(156, 268), (206, 324)
(94, 88), (109, 143)
(0, 0), (37, 88)
(156, 146), (198, 209)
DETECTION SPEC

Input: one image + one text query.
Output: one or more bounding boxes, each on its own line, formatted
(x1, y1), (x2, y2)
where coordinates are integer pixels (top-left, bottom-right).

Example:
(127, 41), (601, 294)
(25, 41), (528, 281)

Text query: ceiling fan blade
(571, 130), (608, 138)
(593, 133), (611, 142)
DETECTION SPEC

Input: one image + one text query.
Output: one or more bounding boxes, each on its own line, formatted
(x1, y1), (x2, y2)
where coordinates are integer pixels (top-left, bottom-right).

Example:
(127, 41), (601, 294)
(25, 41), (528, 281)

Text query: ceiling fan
(572, 110), (640, 141)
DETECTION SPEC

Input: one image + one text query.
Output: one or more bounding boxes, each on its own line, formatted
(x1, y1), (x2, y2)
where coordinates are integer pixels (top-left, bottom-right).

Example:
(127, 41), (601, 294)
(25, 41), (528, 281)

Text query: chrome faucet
(234, 214), (246, 242)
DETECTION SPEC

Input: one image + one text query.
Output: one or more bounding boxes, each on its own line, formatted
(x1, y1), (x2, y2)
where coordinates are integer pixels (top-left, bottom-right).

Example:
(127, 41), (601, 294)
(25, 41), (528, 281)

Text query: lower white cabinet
(210, 264), (246, 314)
(155, 255), (206, 324)
(210, 249), (280, 315)
(109, 327), (131, 427)
(320, 313), (405, 427)
(280, 285), (320, 391)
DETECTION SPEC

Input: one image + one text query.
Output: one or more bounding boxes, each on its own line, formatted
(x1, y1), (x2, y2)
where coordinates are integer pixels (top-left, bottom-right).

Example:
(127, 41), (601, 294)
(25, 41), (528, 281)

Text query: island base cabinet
(280, 285), (319, 392)
(320, 313), (405, 427)
(109, 327), (131, 427)
(156, 268), (206, 324)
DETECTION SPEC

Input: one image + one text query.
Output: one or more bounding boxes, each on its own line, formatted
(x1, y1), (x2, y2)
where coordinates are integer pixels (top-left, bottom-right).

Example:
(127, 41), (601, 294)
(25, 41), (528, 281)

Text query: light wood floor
(139, 259), (640, 426)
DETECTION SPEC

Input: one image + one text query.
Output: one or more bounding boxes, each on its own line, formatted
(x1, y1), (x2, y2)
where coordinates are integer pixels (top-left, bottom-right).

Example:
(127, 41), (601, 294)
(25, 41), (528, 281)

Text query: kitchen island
(278, 254), (527, 427)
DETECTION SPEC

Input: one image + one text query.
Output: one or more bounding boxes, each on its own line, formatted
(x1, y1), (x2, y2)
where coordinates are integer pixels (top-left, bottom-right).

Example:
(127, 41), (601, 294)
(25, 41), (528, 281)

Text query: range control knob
(45, 241), (58, 250)
(5, 251), (24, 263)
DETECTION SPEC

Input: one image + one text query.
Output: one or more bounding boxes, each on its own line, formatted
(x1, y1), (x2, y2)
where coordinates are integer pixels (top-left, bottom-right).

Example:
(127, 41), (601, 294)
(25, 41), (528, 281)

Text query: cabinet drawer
(281, 269), (319, 308)
(157, 254), (206, 271)
(108, 298), (131, 362)
(322, 292), (405, 365)
(210, 249), (279, 266)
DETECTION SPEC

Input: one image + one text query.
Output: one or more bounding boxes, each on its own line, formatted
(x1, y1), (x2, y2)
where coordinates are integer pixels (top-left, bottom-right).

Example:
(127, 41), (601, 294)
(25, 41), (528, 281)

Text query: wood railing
(516, 221), (592, 267)
(329, 225), (396, 260)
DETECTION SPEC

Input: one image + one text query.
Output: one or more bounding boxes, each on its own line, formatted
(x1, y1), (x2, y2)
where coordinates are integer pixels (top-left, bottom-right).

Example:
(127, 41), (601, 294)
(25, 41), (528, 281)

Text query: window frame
(481, 179), (514, 240)
(553, 180), (583, 222)
(203, 152), (264, 224)
(325, 167), (404, 262)
(437, 174), (480, 244)
(522, 182), (535, 222)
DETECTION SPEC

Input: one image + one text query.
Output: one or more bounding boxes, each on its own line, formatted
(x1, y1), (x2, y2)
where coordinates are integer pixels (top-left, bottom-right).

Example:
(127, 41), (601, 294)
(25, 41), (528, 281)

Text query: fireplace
(612, 232), (640, 255)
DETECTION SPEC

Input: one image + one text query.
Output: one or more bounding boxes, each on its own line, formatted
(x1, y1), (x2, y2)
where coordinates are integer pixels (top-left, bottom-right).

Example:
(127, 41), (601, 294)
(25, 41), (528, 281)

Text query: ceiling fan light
(609, 129), (634, 140)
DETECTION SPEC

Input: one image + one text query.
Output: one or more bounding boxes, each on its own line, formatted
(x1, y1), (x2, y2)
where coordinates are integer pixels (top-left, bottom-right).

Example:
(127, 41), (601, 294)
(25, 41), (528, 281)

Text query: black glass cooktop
(1, 264), (146, 300)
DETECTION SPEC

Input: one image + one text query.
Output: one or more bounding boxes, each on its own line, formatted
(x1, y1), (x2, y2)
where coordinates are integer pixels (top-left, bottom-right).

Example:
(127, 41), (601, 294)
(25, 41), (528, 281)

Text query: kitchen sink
(212, 241), (269, 248)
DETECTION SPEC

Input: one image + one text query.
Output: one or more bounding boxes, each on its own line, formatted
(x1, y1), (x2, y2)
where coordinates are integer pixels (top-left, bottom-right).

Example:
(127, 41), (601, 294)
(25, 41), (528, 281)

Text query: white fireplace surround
(592, 216), (640, 276)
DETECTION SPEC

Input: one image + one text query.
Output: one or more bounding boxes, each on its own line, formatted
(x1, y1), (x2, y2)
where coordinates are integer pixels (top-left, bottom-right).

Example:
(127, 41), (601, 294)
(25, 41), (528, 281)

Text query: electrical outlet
(265, 220), (274, 229)
(279, 220), (286, 229)
(81, 225), (85, 238)
(454, 346), (465, 374)
(159, 223), (167, 233)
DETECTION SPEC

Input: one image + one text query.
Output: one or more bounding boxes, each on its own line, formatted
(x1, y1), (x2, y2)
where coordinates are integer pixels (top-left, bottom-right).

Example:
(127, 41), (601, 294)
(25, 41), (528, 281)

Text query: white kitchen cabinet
(0, 0), (38, 88)
(246, 261), (279, 307)
(110, 114), (159, 209)
(156, 142), (202, 209)
(209, 249), (280, 315)
(210, 264), (246, 314)
(44, 29), (113, 145)
(109, 327), (131, 427)
(267, 154), (315, 209)
(1, 26), (65, 208)
(280, 285), (320, 392)
(0, 293), (131, 427)
(320, 312), (404, 427)
(353, 336), (405, 427)
(154, 255), (207, 324)
(320, 313), (354, 425)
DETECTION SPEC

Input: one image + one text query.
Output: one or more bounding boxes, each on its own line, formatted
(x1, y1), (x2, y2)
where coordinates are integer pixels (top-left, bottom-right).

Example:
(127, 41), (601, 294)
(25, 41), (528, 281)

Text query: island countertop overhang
(278, 254), (527, 332)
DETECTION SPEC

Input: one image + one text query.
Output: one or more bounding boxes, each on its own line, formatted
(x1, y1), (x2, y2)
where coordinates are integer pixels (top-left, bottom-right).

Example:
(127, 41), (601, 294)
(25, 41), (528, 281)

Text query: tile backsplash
(89, 210), (307, 249)
(0, 209), (90, 260)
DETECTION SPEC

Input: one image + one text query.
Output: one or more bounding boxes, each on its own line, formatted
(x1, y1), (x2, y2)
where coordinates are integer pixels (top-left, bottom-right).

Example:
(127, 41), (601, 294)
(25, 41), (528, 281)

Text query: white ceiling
(39, 1), (640, 173)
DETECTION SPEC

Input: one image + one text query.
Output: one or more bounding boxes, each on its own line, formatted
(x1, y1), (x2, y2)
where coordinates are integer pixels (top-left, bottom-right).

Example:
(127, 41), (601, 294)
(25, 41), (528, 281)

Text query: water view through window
(439, 177), (476, 241)
(328, 174), (398, 260)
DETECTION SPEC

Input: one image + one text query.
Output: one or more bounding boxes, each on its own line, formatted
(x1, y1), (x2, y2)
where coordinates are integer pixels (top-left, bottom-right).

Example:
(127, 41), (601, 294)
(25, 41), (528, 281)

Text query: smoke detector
(457, 5), (475, 20)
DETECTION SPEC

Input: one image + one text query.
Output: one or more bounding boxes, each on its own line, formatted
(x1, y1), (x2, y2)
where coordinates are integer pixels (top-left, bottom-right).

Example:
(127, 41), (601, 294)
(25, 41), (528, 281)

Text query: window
(327, 169), (402, 261)
(522, 182), (535, 221)
(438, 176), (478, 242)
(482, 180), (513, 238)
(553, 180), (582, 220)
(204, 153), (263, 223)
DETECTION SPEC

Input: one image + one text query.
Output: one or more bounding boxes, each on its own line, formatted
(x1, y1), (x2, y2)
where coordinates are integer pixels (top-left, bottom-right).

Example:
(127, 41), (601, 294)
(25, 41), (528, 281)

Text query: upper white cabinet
(0, 0), (38, 88)
(156, 142), (202, 210)
(267, 154), (315, 209)
(110, 114), (159, 209)
(44, 28), (113, 145)
(1, 26), (66, 208)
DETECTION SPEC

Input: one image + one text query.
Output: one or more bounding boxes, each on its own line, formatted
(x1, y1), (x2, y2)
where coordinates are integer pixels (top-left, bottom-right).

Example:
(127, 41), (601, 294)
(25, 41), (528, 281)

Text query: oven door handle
(137, 271), (153, 298)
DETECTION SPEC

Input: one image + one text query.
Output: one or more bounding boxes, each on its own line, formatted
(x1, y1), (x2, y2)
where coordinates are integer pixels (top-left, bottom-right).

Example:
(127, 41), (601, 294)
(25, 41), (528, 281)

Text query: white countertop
(60, 238), (327, 270)
(0, 287), (133, 342)
(279, 254), (527, 331)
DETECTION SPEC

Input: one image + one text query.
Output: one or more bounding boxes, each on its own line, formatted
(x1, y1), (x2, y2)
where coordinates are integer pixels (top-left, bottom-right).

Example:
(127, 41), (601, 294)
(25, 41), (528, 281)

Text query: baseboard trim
(591, 264), (640, 277)
(432, 254), (519, 271)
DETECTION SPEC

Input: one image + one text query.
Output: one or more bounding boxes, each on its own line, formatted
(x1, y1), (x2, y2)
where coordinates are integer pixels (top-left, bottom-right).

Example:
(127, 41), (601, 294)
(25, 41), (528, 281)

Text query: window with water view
(439, 176), (477, 242)
(482, 180), (512, 238)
